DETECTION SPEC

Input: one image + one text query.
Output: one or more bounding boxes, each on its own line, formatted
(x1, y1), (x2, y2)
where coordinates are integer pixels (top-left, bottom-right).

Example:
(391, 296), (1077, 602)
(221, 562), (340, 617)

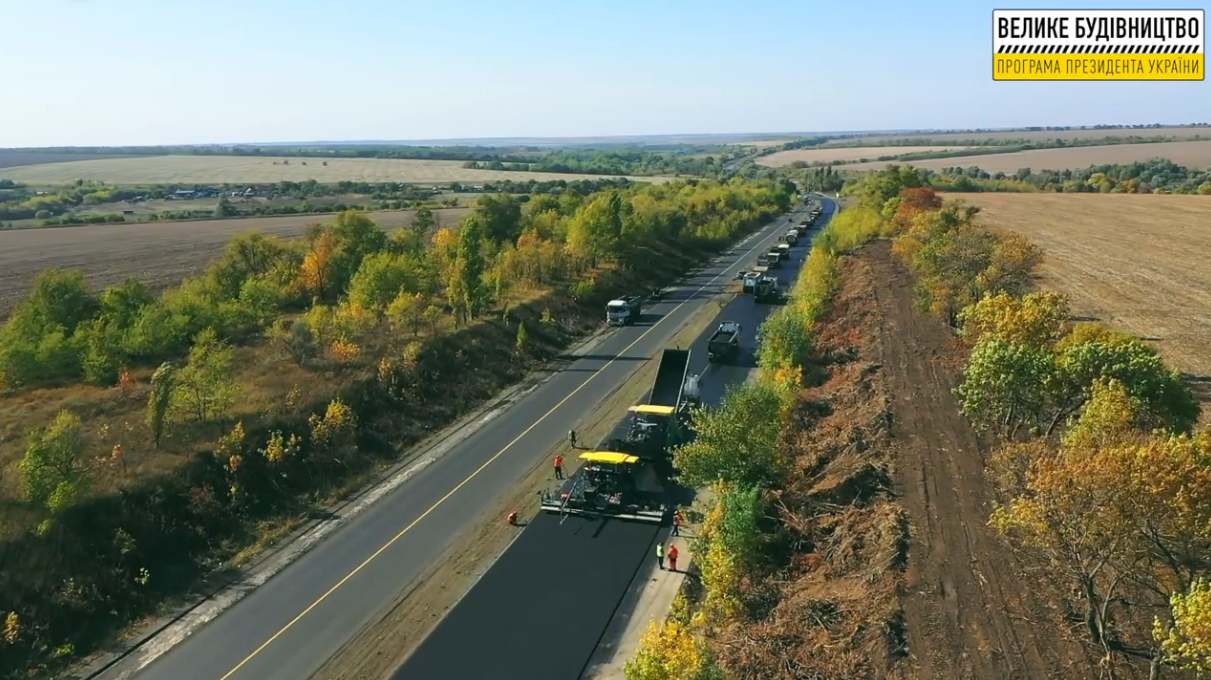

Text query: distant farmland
(0, 208), (470, 318)
(843, 140), (1211, 172)
(0, 151), (158, 170)
(756, 146), (973, 167)
(0, 154), (672, 185)
(826, 126), (1211, 145)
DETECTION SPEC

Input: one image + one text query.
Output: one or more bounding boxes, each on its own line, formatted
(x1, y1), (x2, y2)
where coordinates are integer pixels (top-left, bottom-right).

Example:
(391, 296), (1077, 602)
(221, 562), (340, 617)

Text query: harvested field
(829, 126), (1211, 145)
(954, 192), (1211, 412)
(844, 140), (1211, 172)
(0, 208), (470, 319)
(756, 146), (972, 167)
(0, 151), (157, 170)
(0, 154), (671, 185)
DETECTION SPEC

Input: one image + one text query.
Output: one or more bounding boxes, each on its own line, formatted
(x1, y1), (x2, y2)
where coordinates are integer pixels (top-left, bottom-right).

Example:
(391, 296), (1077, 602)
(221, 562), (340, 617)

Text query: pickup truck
(606, 295), (642, 326)
(707, 320), (741, 364)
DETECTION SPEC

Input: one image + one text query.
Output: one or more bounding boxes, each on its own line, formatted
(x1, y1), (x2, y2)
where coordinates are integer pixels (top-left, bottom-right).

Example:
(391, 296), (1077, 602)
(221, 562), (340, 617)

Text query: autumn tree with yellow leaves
(990, 379), (1211, 675)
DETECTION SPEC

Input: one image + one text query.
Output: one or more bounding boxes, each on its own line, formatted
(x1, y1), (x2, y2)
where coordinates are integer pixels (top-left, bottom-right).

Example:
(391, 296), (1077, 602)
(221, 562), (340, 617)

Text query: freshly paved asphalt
(112, 198), (832, 680)
(393, 200), (835, 680)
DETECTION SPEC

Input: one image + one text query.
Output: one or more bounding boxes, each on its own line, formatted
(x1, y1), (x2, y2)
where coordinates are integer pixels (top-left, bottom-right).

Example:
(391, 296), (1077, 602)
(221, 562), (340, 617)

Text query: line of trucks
(738, 200), (823, 304)
(543, 200), (827, 524)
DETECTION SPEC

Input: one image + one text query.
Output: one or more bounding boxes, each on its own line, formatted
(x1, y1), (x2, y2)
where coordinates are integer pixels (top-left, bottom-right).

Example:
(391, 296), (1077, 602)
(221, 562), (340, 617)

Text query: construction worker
(667, 544), (679, 572)
(655, 542), (664, 570)
(672, 511), (682, 536)
(507, 510), (518, 526)
(553, 453), (564, 480)
(568, 429), (578, 448)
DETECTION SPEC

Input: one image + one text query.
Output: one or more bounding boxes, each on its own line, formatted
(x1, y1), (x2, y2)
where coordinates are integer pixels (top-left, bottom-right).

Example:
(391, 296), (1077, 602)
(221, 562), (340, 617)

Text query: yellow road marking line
(214, 216), (795, 680)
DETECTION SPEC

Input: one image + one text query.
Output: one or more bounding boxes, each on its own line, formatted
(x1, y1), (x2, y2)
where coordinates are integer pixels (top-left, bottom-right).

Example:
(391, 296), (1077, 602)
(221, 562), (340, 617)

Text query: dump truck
(538, 450), (668, 523)
(615, 348), (694, 463)
(754, 276), (780, 303)
(761, 251), (781, 268)
(707, 320), (742, 364)
(783, 229), (799, 245)
(775, 243), (792, 260)
(606, 295), (642, 326)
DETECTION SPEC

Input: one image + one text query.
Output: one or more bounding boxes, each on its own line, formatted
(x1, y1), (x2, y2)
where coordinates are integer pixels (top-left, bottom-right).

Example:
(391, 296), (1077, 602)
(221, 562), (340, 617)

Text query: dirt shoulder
(863, 240), (1087, 679)
(720, 242), (1087, 679)
(306, 284), (736, 680)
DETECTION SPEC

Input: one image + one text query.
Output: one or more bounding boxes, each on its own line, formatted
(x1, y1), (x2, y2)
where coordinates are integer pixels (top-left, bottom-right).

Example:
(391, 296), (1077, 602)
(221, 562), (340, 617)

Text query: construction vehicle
(606, 295), (642, 326)
(761, 251), (781, 269)
(538, 451), (668, 523)
(616, 348), (694, 463)
(782, 229), (799, 245)
(754, 276), (780, 303)
(707, 321), (741, 364)
(537, 348), (697, 523)
(775, 243), (792, 260)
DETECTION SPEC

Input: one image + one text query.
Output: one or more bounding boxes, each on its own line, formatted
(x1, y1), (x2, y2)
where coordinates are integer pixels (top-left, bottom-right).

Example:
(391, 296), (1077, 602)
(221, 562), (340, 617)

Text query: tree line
(926, 158), (1211, 194)
(0, 177), (796, 679)
(0, 177), (639, 224)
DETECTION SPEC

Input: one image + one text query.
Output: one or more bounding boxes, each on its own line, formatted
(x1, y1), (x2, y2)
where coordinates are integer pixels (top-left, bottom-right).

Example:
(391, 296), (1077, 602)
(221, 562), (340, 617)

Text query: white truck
(606, 296), (642, 326)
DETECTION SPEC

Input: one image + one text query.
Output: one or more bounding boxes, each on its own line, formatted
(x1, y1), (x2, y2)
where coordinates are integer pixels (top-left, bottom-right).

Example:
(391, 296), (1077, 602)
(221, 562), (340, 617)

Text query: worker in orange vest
(667, 544), (679, 572)
(672, 511), (682, 536)
(553, 453), (564, 479)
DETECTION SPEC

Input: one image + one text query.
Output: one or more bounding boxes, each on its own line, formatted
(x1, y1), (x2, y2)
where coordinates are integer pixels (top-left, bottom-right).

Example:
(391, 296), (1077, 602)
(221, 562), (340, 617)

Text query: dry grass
(0, 208), (471, 319)
(844, 140), (1211, 172)
(756, 146), (972, 167)
(828, 126), (1211, 145)
(0, 154), (673, 186)
(954, 192), (1211, 382)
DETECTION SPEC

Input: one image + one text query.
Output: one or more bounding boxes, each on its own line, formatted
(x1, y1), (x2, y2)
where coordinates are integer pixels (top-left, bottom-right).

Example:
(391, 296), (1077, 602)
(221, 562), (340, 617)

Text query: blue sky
(2, 0), (1206, 146)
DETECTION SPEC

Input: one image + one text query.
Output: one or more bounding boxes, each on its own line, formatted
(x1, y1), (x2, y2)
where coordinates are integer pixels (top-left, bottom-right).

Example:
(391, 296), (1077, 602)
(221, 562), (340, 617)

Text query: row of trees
(855, 166), (1209, 676)
(927, 158), (1211, 194)
(0, 177), (796, 680)
(0, 176), (640, 222)
(624, 199), (891, 679)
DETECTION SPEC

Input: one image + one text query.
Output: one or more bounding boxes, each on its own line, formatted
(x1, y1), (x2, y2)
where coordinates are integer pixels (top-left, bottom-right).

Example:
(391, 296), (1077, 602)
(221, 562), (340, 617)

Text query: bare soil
(306, 284), (736, 680)
(725, 243), (1087, 679)
(0, 208), (470, 319)
(863, 240), (1087, 679)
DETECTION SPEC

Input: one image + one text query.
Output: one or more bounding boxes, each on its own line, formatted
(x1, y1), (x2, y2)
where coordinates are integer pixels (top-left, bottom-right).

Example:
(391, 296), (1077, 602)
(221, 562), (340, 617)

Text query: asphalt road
(392, 200), (835, 680)
(108, 199), (831, 680)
